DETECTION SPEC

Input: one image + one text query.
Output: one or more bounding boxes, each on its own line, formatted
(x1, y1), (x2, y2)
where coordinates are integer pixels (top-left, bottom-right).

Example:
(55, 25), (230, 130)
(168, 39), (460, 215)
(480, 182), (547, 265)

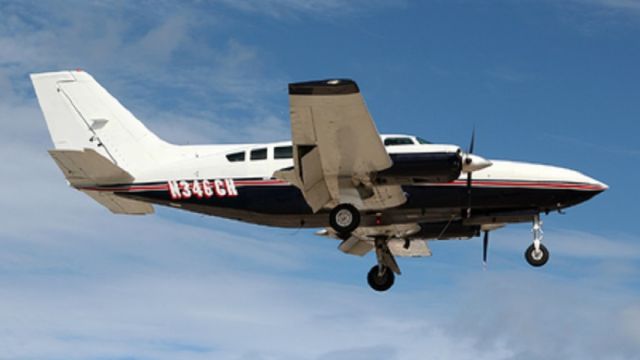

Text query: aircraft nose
(550, 165), (608, 192)
(577, 173), (608, 192)
(595, 179), (609, 191)
(553, 169), (608, 208)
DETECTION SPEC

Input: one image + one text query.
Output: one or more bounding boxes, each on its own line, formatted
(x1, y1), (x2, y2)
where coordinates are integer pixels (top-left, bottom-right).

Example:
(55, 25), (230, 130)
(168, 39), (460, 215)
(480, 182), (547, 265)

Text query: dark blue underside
(121, 184), (601, 216)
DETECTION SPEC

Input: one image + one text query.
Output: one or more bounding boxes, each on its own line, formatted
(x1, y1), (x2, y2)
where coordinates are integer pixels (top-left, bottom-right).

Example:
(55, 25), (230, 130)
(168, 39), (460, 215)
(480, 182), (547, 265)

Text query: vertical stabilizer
(30, 70), (172, 174)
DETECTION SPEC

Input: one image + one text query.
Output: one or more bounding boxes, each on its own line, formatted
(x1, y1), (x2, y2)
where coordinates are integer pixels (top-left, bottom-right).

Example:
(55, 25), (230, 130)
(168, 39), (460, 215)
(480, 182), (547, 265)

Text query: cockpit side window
(250, 148), (267, 161)
(226, 151), (245, 162)
(274, 146), (293, 159)
(384, 137), (415, 146)
(416, 137), (432, 144)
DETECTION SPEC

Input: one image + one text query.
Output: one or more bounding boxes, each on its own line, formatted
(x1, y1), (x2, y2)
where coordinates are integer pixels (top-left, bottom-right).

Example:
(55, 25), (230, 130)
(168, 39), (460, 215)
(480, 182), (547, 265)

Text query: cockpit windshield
(384, 137), (414, 146)
(416, 137), (432, 144)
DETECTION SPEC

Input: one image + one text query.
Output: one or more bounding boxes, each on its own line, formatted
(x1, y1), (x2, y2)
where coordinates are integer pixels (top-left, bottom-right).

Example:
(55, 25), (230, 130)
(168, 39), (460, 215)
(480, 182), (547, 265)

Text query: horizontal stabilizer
(49, 149), (153, 215)
(82, 190), (154, 215)
(49, 148), (134, 186)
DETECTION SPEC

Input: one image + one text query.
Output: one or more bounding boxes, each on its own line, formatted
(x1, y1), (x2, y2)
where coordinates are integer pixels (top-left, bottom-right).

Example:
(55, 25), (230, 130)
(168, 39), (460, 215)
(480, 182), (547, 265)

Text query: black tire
(329, 204), (360, 234)
(525, 243), (550, 267)
(367, 265), (395, 292)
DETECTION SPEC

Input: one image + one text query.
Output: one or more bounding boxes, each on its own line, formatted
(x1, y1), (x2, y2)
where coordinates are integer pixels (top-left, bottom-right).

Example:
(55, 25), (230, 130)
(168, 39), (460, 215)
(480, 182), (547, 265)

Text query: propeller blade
(482, 231), (489, 266)
(464, 128), (478, 218)
(466, 172), (472, 218)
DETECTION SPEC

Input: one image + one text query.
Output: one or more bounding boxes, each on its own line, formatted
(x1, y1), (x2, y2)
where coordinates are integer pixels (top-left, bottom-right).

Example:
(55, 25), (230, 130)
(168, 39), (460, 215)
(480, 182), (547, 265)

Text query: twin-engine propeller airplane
(31, 70), (607, 291)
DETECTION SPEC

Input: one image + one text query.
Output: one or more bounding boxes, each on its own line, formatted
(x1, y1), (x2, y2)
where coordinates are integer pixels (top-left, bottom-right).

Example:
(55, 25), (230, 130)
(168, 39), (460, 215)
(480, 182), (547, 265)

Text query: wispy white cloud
(548, 0), (640, 36)
(580, 0), (640, 12)
(448, 271), (640, 360)
(214, 0), (407, 19)
(0, 1), (290, 145)
(1, 233), (638, 359)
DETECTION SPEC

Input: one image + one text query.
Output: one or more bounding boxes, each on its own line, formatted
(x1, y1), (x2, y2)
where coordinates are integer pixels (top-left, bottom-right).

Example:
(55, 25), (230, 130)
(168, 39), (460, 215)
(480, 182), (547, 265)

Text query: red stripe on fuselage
(430, 179), (605, 191)
(234, 179), (288, 186)
(77, 179), (605, 193)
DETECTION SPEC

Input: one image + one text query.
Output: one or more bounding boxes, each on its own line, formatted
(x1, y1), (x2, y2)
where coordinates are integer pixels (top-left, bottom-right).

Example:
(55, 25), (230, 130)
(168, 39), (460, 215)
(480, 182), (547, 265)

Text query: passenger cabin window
(274, 146), (293, 159)
(250, 148), (267, 161)
(226, 151), (245, 162)
(384, 137), (414, 146)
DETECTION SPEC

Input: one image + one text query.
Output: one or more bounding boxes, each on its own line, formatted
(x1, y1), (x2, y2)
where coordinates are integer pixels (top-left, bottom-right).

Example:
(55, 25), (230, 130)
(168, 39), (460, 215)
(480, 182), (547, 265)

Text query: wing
(275, 79), (406, 212)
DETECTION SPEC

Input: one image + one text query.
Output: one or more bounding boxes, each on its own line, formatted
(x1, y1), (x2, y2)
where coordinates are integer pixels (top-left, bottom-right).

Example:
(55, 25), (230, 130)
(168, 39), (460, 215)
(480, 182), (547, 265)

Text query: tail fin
(31, 70), (163, 215)
(30, 70), (171, 174)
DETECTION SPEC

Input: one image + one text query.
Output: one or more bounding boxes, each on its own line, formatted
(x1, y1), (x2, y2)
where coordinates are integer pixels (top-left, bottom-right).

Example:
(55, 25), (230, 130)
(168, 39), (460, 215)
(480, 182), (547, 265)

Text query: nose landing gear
(525, 214), (550, 267)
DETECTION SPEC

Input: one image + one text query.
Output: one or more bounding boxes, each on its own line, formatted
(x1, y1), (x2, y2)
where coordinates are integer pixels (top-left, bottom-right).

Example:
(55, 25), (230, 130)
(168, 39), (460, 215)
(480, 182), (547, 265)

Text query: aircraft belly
(114, 180), (602, 229)
(96, 175), (600, 227)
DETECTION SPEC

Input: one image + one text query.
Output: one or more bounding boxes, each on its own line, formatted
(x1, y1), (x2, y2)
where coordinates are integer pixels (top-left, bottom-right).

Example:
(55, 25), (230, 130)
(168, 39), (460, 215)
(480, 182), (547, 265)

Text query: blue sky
(1, 0), (639, 359)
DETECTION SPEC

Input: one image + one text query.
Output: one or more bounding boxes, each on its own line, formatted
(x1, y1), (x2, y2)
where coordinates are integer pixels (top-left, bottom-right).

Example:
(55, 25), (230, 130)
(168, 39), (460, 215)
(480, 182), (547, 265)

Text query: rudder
(30, 70), (171, 174)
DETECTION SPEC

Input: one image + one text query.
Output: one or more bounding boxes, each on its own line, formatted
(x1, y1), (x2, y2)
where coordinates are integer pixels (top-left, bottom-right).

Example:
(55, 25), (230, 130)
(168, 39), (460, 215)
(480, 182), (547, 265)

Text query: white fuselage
(133, 134), (606, 191)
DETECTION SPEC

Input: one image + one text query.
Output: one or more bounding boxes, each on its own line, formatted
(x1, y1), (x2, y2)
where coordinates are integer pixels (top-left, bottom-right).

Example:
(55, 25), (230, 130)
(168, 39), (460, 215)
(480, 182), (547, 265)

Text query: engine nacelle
(377, 152), (462, 184)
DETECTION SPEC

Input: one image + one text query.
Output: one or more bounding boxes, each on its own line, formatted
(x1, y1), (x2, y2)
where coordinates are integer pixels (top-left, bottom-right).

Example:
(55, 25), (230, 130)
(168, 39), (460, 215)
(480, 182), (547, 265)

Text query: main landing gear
(328, 204), (400, 291)
(524, 214), (550, 267)
(368, 265), (394, 291)
(367, 237), (401, 292)
(329, 203), (360, 236)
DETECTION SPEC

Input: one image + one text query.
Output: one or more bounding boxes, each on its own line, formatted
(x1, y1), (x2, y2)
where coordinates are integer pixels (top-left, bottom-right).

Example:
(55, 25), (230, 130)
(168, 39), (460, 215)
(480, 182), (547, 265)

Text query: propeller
(462, 130), (493, 267)
(465, 129), (475, 218)
(461, 129), (492, 218)
(482, 230), (489, 267)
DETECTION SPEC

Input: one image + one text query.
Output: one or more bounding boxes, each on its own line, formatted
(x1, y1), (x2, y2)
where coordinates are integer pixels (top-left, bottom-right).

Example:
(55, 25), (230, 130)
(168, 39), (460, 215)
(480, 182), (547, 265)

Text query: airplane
(30, 70), (608, 291)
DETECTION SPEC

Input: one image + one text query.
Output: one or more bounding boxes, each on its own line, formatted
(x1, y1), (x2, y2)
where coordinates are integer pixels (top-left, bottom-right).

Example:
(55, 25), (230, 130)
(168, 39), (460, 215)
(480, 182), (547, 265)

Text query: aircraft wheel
(329, 204), (360, 234)
(525, 243), (549, 267)
(367, 265), (395, 292)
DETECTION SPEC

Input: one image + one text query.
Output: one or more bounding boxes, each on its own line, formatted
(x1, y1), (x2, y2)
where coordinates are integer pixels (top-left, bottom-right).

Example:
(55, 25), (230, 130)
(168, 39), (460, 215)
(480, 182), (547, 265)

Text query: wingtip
(289, 79), (359, 95)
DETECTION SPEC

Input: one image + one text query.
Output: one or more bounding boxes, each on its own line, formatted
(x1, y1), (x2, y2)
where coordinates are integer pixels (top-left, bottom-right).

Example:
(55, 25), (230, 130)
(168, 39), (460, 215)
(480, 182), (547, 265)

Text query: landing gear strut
(329, 203), (360, 236)
(525, 214), (549, 267)
(367, 237), (401, 292)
